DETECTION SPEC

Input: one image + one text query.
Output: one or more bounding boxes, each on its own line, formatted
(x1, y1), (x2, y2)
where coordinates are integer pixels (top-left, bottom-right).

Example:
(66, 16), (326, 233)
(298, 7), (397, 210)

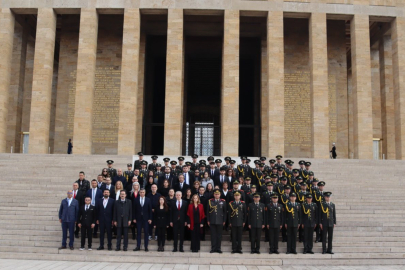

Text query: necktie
(212, 170), (214, 176)
(184, 173), (187, 183)
(274, 203), (277, 207)
(92, 189), (95, 205)
(73, 191), (76, 199)
(221, 176), (223, 183)
(103, 199), (107, 208)
(178, 201), (181, 210)
(107, 185), (110, 190)
(180, 183), (183, 189)
(141, 198), (144, 207)
(86, 205), (89, 211)
(166, 174), (169, 179)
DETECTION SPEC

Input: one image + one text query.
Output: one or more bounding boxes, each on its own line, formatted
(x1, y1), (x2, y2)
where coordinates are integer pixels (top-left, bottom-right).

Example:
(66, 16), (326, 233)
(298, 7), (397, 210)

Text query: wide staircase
(0, 153), (404, 266)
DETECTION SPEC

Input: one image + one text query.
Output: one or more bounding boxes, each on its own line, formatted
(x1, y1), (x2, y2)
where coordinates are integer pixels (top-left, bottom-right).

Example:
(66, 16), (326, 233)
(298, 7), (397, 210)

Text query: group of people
(58, 153), (336, 255)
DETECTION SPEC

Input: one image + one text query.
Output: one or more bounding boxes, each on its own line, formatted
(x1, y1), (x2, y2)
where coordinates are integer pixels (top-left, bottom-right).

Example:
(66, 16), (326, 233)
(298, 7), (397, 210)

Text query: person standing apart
(330, 143), (337, 159)
(67, 139), (73, 154)
(58, 190), (79, 250)
(320, 192), (336, 254)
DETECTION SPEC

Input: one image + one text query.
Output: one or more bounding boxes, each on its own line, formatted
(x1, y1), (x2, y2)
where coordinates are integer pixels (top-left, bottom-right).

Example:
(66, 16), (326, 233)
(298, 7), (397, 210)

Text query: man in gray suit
(113, 190), (132, 251)
(58, 190), (80, 250)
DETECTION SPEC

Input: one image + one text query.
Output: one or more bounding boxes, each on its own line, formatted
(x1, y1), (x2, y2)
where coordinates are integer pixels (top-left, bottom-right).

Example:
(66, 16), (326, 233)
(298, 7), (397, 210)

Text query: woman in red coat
(187, 194), (206, 252)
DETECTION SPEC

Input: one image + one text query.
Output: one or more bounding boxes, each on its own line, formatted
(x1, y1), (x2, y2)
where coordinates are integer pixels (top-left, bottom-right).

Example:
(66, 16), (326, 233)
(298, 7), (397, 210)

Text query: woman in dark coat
(187, 194), (206, 252)
(154, 196), (170, 251)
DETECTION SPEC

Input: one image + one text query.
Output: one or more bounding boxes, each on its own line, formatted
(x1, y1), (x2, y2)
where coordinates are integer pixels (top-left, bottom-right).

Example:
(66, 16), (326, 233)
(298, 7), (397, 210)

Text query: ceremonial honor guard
(319, 192), (336, 254)
(228, 192), (246, 254)
(161, 157), (171, 172)
(176, 157), (185, 171)
(107, 160), (117, 179)
(314, 181), (326, 242)
(248, 194), (265, 254)
(207, 189), (227, 253)
(190, 154), (199, 171)
(296, 182), (309, 242)
(134, 152), (147, 170)
(284, 192), (301, 254)
(301, 194), (318, 254)
(279, 184), (290, 242)
(123, 163), (134, 186)
(148, 155), (159, 172)
(266, 194), (283, 254)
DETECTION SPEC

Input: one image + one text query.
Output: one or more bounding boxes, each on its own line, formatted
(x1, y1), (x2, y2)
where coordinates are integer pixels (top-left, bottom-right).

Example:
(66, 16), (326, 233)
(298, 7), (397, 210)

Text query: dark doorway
(239, 37), (262, 156)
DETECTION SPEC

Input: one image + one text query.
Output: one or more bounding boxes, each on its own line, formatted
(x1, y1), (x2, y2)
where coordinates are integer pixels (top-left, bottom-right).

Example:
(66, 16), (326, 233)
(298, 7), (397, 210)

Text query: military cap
(156, 163), (161, 167)
(309, 171), (314, 176)
(233, 180), (240, 185)
(280, 177), (287, 181)
(266, 182), (273, 186)
(312, 178), (319, 182)
(265, 175), (271, 180)
(254, 160), (261, 165)
(224, 156), (231, 161)
(230, 160), (236, 164)
(245, 177), (251, 181)
(140, 160), (147, 165)
(284, 185), (291, 190)
(207, 156), (215, 161)
(163, 157), (170, 162)
(199, 160), (206, 164)
(127, 163), (132, 167)
(285, 159), (293, 164)
(251, 185), (257, 188)
(246, 159), (251, 163)
(305, 162), (312, 166)
(273, 165), (279, 170)
(178, 156), (185, 161)
(300, 182), (307, 186)
(269, 159), (276, 164)
(185, 161), (192, 166)
(318, 181), (325, 186)
(192, 154), (199, 159)
(290, 192), (296, 197)
(271, 194), (279, 199)
(271, 174), (278, 178)
(277, 167), (284, 171)
(151, 155), (158, 160)
(234, 191), (241, 196)
(107, 160), (114, 164)
(306, 194), (313, 199)
(253, 193), (261, 198)
(170, 161), (177, 165)
(259, 163), (265, 167)
(137, 152), (144, 156)
(199, 163), (206, 167)
(214, 189), (221, 195)
(240, 156), (247, 160)
(296, 176), (303, 180)
(260, 156), (266, 161)
(276, 155), (283, 160)
(215, 159), (222, 163)
(292, 169), (300, 173)
(324, 191), (332, 197)
(299, 160), (306, 165)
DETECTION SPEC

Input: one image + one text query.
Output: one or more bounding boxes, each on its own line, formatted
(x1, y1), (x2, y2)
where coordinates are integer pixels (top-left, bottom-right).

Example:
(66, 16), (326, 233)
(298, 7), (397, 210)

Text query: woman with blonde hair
(114, 181), (124, 201)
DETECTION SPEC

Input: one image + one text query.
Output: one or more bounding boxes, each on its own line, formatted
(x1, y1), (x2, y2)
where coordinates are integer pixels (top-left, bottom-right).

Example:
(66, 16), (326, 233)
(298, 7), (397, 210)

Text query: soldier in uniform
(207, 156), (215, 164)
(207, 189), (227, 253)
(199, 163), (207, 179)
(154, 164), (163, 183)
(301, 194), (318, 254)
(133, 152), (147, 170)
(314, 181), (326, 242)
(123, 163), (134, 185)
(230, 160), (238, 176)
(107, 160), (117, 179)
(215, 159), (223, 169)
(229, 181), (246, 202)
(261, 182), (276, 242)
(170, 161), (178, 176)
(161, 158), (171, 172)
(284, 192), (301, 254)
(284, 160), (293, 180)
(177, 156), (185, 170)
(267, 159), (276, 173)
(148, 155), (159, 172)
(319, 192), (336, 254)
(308, 178), (319, 195)
(241, 177), (252, 193)
(266, 194), (283, 254)
(279, 184), (290, 242)
(251, 162), (264, 188)
(275, 155), (285, 168)
(139, 161), (149, 187)
(296, 181), (309, 242)
(248, 194), (265, 254)
(301, 162), (312, 181)
(228, 192), (246, 254)
(223, 156), (232, 169)
(190, 154), (199, 171)
(237, 156), (250, 178)
(290, 169), (300, 188)
(298, 160), (306, 177)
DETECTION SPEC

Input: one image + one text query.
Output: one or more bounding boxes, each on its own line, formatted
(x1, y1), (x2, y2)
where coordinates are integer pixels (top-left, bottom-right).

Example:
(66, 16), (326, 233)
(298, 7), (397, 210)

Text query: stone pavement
(0, 260), (403, 270)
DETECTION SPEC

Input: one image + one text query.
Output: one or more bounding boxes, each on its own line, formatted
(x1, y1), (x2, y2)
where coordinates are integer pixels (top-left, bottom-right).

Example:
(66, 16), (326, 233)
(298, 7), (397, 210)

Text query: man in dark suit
(112, 168), (127, 187)
(58, 190), (80, 250)
(133, 188), (153, 251)
(78, 197), (96, 250)
(134, 152), (147, 170)
(181, 165), (195, 186)
(96, 189), (115, 250)
(208, 162), (220, 181)
(174, 174), (189, 193)
(86, 180), (103, 206)
(158, 166), (177, 189)
(214, 167), (229, 187)
(75, 171), (90, 193)
(113, 190), (132, 251)
(72, 183), (85, 238)
(170, 191), (188, 252)
(101, 177), (115, 199)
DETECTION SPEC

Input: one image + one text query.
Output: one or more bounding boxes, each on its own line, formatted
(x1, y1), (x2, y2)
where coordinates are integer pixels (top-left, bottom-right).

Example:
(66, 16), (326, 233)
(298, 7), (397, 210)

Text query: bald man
(59, 190), (79, 250)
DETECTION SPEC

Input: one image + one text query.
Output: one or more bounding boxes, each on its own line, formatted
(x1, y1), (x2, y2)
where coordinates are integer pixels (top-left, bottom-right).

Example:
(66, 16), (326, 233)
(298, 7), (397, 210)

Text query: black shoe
(308, 251), (314, 254)
(269, 250), (273, 254)
(256, 250), (260, 254)
(210, 250), (215, 253)
(173, 249), (178, 252)
(58, 246), (66, 250)
(115, 248), (120, 251)
(70, 247), (74, 250)
(145, 248), (149, 252)
(322, 250), (326, 254)
(93, 234), (98, 238)
(133, 247), (140, 251)
(251, 250), (255, 254)
(231, 250), (236, 254)
(75, 234), (79, 239)
(292, 251), (297, 254)
(282, 240), (287, 242)
(286, 251), (290, 254)
(162, 247), (164, 252)
(274, 251), (279, 254)
(217, 250), (222, 254)
(303, 251), (307, 254)
(123, 248), (127, 251)
(327, 251), (334, 254)
(97, 246), (104, 250)
(108, 247), (112, 251)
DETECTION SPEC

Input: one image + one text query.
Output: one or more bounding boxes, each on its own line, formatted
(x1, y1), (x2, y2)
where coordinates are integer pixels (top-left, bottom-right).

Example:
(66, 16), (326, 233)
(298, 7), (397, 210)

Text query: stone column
(0, 9), (15, 153)
(117, 8), (141, 155)
(261, 39), (268, 156)
(350, 14), (373, 159)
(72, 9), (98, 154)
(391, 17), (405, 160)
(28, 8), (57, 154)
(379, 36), (395, 159)
(163, 9), (184, 155)
(267, 11), (284, 157)
(135, 33), (146, 152)
(309, 13), (329, 159)
(221, 10), (239, 156)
